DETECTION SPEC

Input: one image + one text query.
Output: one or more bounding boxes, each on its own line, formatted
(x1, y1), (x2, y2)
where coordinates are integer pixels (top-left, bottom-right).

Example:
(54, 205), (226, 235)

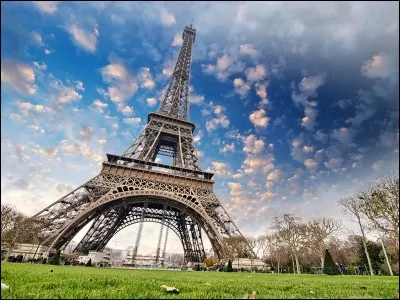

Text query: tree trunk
(320, 252), (324, 268)
(291, 256), (295, 274)
(380, 238), (393, 276)
(357, 216), (374, 276)
(294, 252), (301, 274)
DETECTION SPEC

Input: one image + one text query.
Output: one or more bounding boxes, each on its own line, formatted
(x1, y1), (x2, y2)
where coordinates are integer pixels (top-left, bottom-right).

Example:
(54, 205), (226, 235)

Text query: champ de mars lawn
(1, 263), (398, 299)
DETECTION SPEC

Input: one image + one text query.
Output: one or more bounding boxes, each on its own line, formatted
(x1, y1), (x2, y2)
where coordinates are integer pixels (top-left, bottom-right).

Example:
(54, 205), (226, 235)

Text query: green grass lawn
(1, 263), (398, 299)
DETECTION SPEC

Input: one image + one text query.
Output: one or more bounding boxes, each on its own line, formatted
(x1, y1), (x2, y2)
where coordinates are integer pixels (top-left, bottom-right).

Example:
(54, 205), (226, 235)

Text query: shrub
(323, 249), (340, 275)
(85, 258), (92, 267)
(226, 260), (233, 272)
(49, 250), (61, 265)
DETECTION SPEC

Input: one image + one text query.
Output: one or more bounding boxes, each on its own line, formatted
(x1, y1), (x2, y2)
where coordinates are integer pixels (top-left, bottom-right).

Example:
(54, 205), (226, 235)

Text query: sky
(1, 1), (399, 256)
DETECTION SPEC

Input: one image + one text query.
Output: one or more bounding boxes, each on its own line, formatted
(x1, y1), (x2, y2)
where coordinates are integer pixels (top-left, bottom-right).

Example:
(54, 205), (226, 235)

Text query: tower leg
(162, 227), (169, 262)
(155, 205), (167, 264)
(132, 203), (147, 264)
(155, 224), (164, 264)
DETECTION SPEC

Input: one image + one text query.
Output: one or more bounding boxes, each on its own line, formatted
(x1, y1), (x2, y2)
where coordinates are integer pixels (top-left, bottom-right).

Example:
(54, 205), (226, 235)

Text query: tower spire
(157, 24), (196, 121)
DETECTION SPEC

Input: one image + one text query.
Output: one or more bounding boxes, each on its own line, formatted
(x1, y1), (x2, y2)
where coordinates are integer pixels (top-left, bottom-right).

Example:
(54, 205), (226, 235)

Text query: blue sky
(1, 1), (399, 254)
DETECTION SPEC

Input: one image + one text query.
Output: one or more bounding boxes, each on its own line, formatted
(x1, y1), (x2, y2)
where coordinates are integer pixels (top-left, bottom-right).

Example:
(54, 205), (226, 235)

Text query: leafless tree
(306, 218), (342, 267)
(1, 204), (46, 258)
(272, 214), (308, 274)
(358, 172), (399, 251)
(223, 236), (252, 259)
(338, 197), (375, 275)
(264, 232), (289, 273)
(255, 234), (269, 261)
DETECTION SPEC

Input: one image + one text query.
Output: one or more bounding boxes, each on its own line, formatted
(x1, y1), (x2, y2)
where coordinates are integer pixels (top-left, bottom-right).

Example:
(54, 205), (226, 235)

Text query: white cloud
(292, 74), (326, 106)
(301, 105), (318, 131)
(249, 109), (269, 128)
(146, 97), (157, 107)
(172, 32), (183, 46)
(77, 126), (94, 141)
(205, 103), (230, 132)
(331, 127), (353, 146)
(227, 182), (242, 197)
(242, 153), (274, 175)
(32, 32), (44, 47)
(267, 169), (284, 181)
(243, 134), (264, 154)
(315, 129), (328, 143)
(233, 78), (251, 97)
(75, 81), (85, 91)
(302, 145), (314, 153)
(246, 64), (267, 82)
(9, 113), (23, 122)
(190, 94), (205, 104)
(59, 140), (103, 163)
(31, 143), (59, 161)
(239, 44), (258, 58)
(206, 114), (230, 132)
(66, 21), (99, 53)
(371, 160), (384, 171)
(202, 54), (245, 81)
(118, 105), (134, 116)
(255, 82), (268, 107)
(17, 101), (52, 116)
(1, 59), (37, 95)
(193, 131), (203, 144)
(162, 60), (175, 77)
(189, 87), (205, 104)
(100, 62), (138, 104)
(44, 49), (54, 55)
(123, 117), (141, 125)
(290, 137), (314, 163)
(137, 67), (155, 89)
(261, 191), (277, 201)
(221, 143), (235, 154)
(208, 162), (232, 177)
(32, 62), (47, 72)
(304, 158), (318, 171)
(345, 90), (376, 127)
(49, 79), (83, 107)
(32, 1), (59, 14)
(29, 125), (45, 135)
(91, 99), (108, 113)
(324, 157), (342, 171)
(361, 53), (396, 80)
(160, 10), (176, 25)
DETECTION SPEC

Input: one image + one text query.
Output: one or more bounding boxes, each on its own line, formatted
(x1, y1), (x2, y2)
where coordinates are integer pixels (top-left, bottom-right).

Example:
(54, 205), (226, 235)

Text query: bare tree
(306, 218), (342, 267)
(338, 197), (375, 275)
(272, 214), (308, 274)
(1, 204), (46, 259)
(256, 234), (269, 261)
(246, 236), (259, 269)
(1, 204), (24, 244)
(223, 236), (253, 259)
(358, 172), (399, 251)
(264, 232), (288, 273)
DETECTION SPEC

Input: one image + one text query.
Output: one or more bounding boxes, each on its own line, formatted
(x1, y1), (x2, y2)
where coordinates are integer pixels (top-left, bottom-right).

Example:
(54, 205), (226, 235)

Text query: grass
(1, 262), (398, 299)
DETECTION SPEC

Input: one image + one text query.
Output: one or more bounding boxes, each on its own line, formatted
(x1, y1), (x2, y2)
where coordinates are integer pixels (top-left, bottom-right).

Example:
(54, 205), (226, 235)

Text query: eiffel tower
(32, 24), (254, 264)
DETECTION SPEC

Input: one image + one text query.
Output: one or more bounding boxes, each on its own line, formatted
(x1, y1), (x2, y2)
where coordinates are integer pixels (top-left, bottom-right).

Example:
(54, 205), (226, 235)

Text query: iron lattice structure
(31, 25), (254, 263)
